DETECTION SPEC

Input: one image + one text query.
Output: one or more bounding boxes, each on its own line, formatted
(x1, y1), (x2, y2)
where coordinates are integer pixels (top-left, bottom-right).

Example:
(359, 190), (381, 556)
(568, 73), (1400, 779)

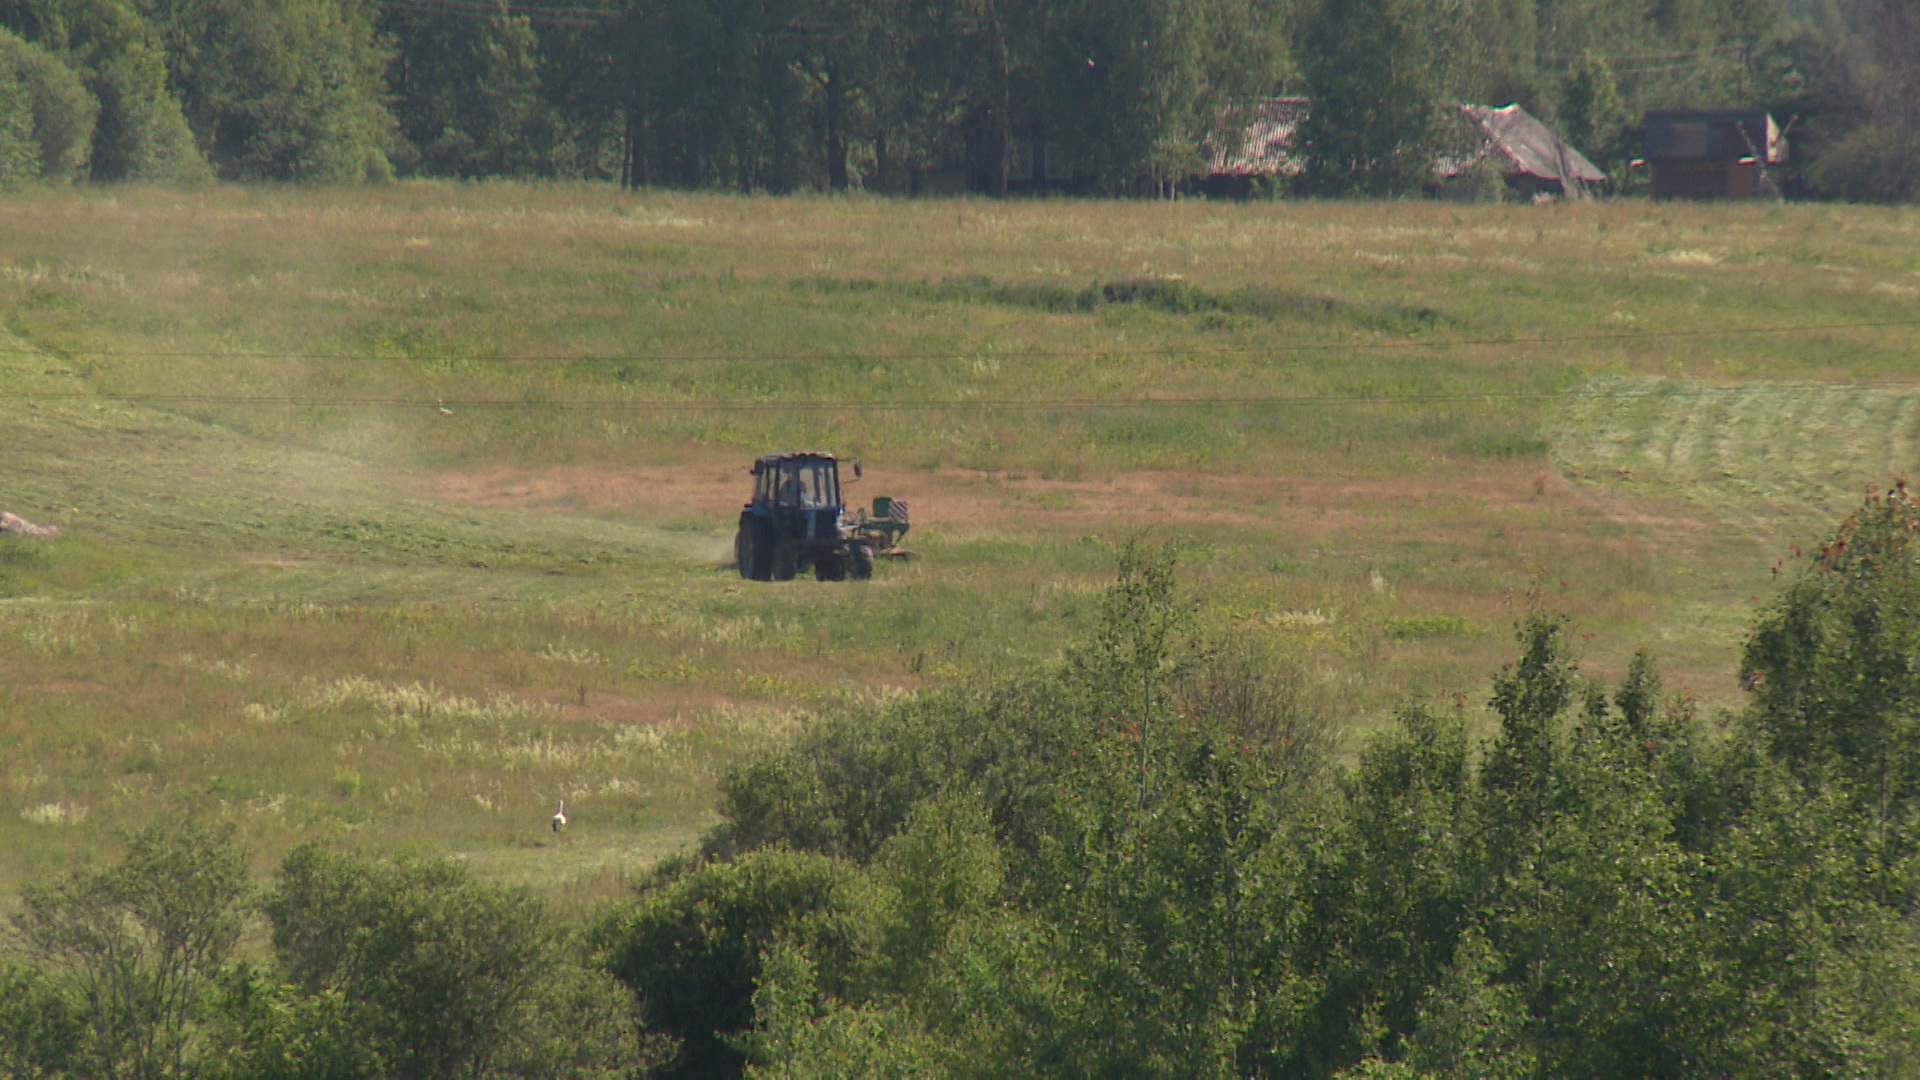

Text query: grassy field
(2, 184), (1917, 906)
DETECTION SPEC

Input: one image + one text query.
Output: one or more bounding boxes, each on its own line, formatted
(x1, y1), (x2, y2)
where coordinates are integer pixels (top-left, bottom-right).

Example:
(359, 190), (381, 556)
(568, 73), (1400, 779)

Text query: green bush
(0, 28), (97, 183)
(202, 967), (388, 1080)
(599, 847), (879, 1080)
(258, 845), (646, 1080)
(684, 546), (1340, 1077)
(1740, 488), (1920, 809)
(686, 534), (1920, 1077)
(1806, 122), (1920, 203)
(740, 942), (951, 1080)
(0, 960), (83, 1078)
(8, 819), (248, 1079)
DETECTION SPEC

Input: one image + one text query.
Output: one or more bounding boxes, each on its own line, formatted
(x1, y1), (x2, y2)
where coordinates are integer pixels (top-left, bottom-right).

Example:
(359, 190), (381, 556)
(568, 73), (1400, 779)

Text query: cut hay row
(1553, 378), (1920, 536)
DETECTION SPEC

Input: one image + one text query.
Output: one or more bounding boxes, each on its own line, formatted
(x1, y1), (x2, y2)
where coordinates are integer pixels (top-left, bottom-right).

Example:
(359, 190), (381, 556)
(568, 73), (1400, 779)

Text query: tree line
(0, 0), (1916, 198)
(7, 490), (1920, 1078)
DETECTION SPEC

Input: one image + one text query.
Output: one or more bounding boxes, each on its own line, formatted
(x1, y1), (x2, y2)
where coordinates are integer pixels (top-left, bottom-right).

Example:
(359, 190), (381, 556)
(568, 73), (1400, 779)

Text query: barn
(1642, 109), (1787, 199)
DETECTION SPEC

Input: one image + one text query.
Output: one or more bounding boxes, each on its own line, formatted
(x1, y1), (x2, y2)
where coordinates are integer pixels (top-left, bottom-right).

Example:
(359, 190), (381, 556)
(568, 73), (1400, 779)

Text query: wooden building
(1643, 109), (1787, 199)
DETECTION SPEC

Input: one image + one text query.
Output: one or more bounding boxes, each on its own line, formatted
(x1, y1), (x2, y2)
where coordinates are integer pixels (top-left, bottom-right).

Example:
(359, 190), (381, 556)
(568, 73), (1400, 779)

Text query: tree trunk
(826, 63), (848, 191)
(769, 75), (792, 193)
(621, 107), (640, 188)
(620, 108), (631, 188)
(986, 0), (1010, 196)
(635, 116), (650, 187)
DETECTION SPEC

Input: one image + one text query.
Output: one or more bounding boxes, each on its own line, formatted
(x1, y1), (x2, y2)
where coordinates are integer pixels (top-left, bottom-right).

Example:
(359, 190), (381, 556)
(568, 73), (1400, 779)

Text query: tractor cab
(752, 454), (841, 511)
(737, 452), (868, 582)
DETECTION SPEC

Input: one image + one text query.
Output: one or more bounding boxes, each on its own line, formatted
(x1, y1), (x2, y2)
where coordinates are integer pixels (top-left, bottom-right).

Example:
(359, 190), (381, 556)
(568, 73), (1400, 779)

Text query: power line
(1611, 60), (1727, 76)
(381, 5), (608, 26)
(33, 318), (1920, 368)
(15, 382), (1920, 413)
(392, 0), (623, 17)
(1490, 43), (1749, 64)
(380, 0), (620, 24)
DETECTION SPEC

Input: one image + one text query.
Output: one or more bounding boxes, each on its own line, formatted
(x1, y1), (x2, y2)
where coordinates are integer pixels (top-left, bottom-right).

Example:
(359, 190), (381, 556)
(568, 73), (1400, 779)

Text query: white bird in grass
(551, 800), (567, 834)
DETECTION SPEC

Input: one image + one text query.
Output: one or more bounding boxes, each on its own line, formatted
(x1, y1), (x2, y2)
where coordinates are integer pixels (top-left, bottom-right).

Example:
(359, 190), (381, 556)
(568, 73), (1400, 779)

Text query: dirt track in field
(430, 458), (1714, 544)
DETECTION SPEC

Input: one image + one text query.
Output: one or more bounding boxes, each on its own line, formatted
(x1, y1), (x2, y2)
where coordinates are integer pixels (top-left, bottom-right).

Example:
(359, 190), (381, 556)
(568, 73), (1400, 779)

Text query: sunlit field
(3, 184), (1917, 904)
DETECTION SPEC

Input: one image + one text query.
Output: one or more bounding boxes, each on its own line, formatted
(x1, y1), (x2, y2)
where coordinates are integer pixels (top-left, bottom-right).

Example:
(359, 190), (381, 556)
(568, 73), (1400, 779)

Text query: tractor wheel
(772, 542), (799, 581)
(848, 543), (875, 581)
(738, 520), (774, 581)
(815, 552), (846, 581)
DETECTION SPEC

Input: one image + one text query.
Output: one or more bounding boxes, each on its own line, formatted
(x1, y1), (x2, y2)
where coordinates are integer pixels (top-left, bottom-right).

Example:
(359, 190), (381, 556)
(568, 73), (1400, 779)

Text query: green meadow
(2, 184), (1917, 904)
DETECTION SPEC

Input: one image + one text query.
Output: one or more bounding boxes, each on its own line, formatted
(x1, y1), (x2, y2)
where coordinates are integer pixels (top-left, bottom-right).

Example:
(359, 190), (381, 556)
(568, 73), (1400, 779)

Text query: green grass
(2, 183), (1917, 902)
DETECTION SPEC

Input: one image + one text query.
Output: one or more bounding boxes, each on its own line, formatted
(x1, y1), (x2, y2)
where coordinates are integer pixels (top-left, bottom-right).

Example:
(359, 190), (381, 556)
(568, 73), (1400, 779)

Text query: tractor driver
(781, 468), (815, 506)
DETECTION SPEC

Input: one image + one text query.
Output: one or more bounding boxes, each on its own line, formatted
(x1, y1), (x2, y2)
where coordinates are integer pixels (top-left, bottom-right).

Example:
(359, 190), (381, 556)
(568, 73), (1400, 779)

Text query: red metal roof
(1207, 98), (1310, 178)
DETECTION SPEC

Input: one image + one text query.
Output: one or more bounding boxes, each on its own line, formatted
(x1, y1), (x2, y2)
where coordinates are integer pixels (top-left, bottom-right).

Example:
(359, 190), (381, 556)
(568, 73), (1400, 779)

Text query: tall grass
(5, 187), (1914, 475)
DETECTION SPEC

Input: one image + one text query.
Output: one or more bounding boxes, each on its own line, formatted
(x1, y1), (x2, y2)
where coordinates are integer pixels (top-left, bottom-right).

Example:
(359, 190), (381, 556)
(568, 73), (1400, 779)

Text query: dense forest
(0, 0), (1916, 198)
(6, 491), (1920, 1078)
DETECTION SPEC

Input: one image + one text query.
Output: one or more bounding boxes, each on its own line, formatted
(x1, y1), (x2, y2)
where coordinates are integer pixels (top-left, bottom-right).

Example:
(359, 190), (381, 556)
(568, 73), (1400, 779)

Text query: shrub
(1740, 488), (1920, 811)
(8, 819), (248, 1079)
(0, 29), (98, 183)
(0, 960), (84, 1078)
(599, 848), (878, 1080)
(1806, 121), (1920, 204)
(262, 845), (617, 1080)
(201, 966), (388, 1080)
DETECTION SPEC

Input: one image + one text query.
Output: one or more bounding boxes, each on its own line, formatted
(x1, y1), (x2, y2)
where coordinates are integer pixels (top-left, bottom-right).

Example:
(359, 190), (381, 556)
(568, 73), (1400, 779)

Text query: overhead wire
(15, 383), (1920, 414)
(33, 318), (1920, 368)
(1610, 60), (1733, 76)
(1487, 43), (1749, 64)
(379, 0), (621, 24)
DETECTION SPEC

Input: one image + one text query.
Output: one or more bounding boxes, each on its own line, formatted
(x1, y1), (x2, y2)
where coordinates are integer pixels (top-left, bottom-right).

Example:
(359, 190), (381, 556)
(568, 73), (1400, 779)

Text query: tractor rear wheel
(848, 543), (875, 581)
(737, 520), (774, 581)
(772, 542), (799, 581)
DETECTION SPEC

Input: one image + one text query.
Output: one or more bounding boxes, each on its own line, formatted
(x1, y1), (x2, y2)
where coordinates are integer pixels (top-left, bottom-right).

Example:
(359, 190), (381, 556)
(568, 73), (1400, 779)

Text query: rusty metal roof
(1207, 98), (1310, 178)
(1454, 104), (1605, 183)
(1204, 100), (1604, 185)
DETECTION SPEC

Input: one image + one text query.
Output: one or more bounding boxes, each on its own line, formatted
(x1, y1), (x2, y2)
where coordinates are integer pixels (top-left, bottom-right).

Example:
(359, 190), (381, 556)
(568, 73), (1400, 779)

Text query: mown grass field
(2, 184), (1917, 906)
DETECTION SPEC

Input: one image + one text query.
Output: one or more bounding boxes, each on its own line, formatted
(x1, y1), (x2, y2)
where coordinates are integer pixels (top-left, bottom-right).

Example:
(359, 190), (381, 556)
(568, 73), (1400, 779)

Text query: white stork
(551, 800), (567, 834)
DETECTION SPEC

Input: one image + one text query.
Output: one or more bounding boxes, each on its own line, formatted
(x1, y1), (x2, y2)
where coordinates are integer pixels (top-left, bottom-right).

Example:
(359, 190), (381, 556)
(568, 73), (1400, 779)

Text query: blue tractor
(735, 452), (878, 582)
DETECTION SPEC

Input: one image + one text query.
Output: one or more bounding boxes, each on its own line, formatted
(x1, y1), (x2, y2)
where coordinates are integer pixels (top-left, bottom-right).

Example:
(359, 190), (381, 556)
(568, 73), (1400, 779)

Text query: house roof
(1207, 98), (1310, 178)
(1203, 99), (1605, 186)
(1454, 104), (1605, 183)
